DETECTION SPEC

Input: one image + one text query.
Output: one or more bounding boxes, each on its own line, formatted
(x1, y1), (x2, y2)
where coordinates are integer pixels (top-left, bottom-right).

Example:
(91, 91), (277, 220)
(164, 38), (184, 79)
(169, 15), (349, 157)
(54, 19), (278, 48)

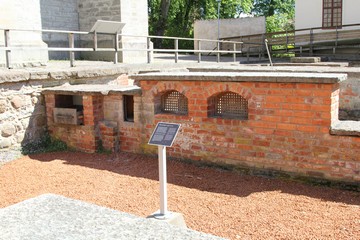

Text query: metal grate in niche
(215, 92), (248, 119)
(161, 90), (188, 114)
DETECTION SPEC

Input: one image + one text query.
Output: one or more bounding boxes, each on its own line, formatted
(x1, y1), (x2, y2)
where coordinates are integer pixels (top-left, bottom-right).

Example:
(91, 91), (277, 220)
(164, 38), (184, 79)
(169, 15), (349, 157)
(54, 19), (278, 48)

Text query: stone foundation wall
(0, 82), (46, 149)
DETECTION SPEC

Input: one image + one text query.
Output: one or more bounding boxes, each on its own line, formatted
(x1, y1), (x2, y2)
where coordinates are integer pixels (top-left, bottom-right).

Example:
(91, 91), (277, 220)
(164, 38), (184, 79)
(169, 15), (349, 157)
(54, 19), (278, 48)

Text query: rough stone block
(0, 138), (12, 149)
(1, 123), (16, 137)
(0, 99), (7, 113)
(10, 96), (26, 109)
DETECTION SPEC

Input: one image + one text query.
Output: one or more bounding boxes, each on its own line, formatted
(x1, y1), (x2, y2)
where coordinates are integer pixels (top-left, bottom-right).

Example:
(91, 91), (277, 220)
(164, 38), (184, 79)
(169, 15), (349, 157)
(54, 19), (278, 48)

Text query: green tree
(252, 0), (295, 32)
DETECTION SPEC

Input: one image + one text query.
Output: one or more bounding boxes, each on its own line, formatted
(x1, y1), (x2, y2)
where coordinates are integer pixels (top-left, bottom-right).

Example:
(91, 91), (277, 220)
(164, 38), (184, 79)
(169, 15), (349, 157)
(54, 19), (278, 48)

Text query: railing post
(93, 31), (98, 51)
(286, 30), (289, 52)
(4, 29), (11, 69)
(335, 26), (339, 47)
(147, 37), (152, 64)
(264, 39), (273, 66)
(68, 33), (75, 67)
(217, 41), (220, 63)
(233, 43), (237, 62)
(174, 39), (179, 63)
(198, 40), (201, 63)
(309, 28), (313, 56)
(114, 33), (119, 64)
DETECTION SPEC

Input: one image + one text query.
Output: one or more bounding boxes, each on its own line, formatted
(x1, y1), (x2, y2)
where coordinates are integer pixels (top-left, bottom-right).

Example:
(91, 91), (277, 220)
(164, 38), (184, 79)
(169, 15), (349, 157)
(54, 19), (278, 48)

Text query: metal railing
(0, 28), (243, 69)
(221, 23), (360, 58)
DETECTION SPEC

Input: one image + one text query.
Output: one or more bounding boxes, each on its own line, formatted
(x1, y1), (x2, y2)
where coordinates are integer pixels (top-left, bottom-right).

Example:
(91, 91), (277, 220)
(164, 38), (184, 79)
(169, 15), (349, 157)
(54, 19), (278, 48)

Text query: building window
(160, 90), (188, 115)
(123, 95), (134, 122)
(323, 0), (342, 29)
(209, 92), (248, 120)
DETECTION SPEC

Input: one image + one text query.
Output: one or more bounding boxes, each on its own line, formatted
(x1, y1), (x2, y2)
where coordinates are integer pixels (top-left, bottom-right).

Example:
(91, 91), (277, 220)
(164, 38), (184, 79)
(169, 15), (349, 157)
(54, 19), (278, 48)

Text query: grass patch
(21, 133), (68, 155)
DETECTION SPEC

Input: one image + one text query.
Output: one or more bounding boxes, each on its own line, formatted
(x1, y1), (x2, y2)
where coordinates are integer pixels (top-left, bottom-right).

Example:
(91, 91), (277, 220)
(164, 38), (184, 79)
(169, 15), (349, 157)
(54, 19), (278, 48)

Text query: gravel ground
(0, 151), (359, 240)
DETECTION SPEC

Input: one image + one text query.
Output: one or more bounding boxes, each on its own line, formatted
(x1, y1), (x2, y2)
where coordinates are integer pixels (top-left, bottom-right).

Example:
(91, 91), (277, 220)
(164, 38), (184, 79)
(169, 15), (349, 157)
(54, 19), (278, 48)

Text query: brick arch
(146, 81), (190, 101)
(205, 83), (253, 101)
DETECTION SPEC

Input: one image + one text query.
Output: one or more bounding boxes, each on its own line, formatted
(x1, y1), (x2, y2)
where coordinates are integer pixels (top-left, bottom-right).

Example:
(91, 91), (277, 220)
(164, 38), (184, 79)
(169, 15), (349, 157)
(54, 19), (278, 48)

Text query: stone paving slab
(0, 194), (226, 240)
(0, 149), (22, 167)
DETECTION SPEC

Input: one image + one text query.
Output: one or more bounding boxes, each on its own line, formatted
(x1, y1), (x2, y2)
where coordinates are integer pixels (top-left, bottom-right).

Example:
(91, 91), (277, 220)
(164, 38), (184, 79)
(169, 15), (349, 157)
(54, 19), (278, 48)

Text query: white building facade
(295, 0), (360, 30)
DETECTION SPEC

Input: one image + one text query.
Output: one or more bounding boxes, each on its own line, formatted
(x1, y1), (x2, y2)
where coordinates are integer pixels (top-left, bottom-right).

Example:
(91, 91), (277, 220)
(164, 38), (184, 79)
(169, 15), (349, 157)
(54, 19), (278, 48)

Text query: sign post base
(147, 210), (187, 228)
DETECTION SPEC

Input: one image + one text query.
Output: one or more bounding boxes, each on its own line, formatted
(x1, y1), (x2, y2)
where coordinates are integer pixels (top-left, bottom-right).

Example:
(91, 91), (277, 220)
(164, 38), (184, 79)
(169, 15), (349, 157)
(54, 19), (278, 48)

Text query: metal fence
(0, 28), (243, 69)
(221, 23), (360, 58)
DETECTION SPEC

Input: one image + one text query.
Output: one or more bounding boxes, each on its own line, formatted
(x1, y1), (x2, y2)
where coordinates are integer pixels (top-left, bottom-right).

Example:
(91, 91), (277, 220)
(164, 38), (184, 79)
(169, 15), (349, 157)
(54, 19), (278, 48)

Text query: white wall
(194, 17), (266, 51)
(40, 0), (79, 59)
(295, 0), (322, 30)
(343, 0), (360, 25)
(120, 0), (148, 63)
(0, 0), (48, 67)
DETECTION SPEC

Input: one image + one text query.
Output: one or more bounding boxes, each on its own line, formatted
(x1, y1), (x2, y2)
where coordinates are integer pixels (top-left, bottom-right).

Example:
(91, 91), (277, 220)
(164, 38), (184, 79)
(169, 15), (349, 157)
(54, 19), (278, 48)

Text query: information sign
(149, 122), (181, 147)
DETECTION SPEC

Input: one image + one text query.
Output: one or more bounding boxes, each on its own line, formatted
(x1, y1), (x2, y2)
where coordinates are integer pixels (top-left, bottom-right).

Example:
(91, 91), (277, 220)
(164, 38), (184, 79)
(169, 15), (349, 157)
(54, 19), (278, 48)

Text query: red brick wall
(132, 80), (360, 183)
(45, 94), (100, 153)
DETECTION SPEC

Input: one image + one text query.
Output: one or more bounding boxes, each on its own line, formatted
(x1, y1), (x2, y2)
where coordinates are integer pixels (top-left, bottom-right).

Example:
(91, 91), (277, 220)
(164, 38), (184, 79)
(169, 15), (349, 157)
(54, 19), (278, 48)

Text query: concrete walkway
(0, 194), (226, 240)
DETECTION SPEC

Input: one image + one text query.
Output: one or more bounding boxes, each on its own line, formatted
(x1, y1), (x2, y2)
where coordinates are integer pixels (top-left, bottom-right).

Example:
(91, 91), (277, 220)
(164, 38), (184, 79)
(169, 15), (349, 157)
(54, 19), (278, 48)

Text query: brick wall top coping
(1, 61), (359, 83)
(130, 72), (347, 84)
(42, 84), (141, 95)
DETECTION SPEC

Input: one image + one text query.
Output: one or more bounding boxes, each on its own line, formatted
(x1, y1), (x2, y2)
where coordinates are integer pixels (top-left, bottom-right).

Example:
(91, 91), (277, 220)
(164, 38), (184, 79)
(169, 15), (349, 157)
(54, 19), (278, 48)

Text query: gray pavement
(0, 194), (226, 240)
(0, 149), (22, 167)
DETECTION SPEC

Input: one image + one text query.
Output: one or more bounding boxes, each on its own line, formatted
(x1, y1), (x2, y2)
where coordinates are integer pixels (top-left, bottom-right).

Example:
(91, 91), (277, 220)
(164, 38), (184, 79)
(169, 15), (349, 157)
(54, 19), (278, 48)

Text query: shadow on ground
(28, 151), (360, 206)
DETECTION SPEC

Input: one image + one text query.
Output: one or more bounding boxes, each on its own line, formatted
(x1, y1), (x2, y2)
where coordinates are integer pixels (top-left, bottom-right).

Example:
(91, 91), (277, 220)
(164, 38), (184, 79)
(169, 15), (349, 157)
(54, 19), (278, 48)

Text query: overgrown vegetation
(21, 133), (68, 155)
(96, 140), (112, 154)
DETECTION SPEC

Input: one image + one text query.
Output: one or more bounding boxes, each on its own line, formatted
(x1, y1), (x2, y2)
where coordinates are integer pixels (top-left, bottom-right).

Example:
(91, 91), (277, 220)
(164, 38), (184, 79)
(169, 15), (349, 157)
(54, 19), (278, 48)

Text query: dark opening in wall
(123, 95), (134, 122)
(54, 94), (84, 125)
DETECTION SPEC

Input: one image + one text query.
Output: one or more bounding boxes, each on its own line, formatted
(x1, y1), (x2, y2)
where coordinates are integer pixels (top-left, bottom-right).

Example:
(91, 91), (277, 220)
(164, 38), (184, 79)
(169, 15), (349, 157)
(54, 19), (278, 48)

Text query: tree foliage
(148, 0), (295, 48)
(252, 0), (295, 32)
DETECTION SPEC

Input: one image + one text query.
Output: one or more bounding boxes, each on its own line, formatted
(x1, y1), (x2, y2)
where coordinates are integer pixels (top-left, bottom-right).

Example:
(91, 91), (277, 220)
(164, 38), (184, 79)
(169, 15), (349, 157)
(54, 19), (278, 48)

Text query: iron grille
(215, 92), (248, 119)
(161, 91), (188, 114)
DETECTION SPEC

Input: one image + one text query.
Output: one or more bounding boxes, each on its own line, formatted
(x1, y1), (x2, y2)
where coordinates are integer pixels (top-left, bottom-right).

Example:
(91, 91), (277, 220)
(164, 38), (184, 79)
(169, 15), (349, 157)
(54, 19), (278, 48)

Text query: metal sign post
(158, 145), (167, 215)
(149, 122), (181, 218)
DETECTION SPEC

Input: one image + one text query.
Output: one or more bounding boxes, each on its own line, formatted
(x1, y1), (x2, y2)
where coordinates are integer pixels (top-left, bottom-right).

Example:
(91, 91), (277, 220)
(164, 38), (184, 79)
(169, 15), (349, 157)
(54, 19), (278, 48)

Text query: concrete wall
(0, 0), (48, 67)
(295, 0), (360, 30)
(119, 0), (149, 63)
(78, 0), (148, 63)
(194, 17), (266, 51)
(40, 0), (79, 60)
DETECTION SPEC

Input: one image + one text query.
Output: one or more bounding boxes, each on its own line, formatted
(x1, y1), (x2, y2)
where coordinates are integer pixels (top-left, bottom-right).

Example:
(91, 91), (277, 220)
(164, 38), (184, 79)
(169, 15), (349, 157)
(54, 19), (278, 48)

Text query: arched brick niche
(208, 91), (248, 120)
(155, 90), (188, 115)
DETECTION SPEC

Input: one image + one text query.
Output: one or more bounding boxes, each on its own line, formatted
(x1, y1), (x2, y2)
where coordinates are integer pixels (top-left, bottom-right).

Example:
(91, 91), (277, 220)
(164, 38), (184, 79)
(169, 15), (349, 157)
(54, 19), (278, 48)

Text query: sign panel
(148, 122), (181, 147)
(90, 20), (126, 34)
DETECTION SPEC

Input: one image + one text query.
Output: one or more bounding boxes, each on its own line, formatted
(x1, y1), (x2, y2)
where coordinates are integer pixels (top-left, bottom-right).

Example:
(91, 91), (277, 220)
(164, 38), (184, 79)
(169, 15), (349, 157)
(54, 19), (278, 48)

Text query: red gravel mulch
(0, 151), (359, 239)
